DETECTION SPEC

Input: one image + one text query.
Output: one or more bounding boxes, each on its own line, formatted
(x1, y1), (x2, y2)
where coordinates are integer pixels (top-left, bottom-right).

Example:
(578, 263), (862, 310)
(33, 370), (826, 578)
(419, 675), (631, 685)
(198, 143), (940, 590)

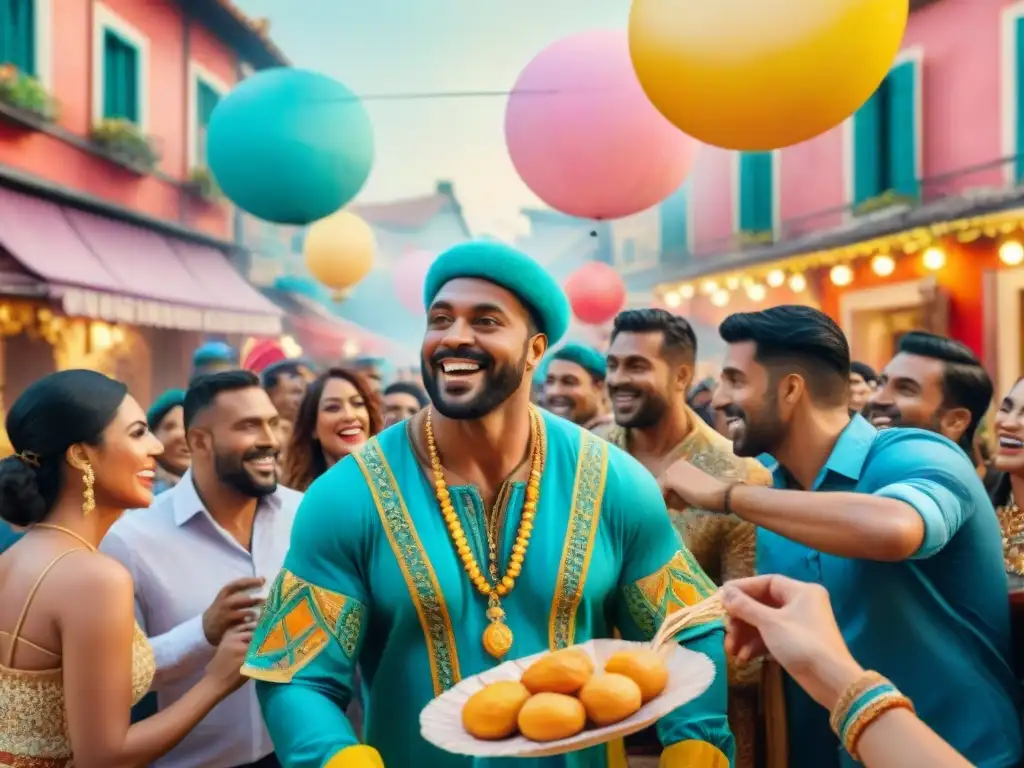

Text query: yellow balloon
(628, 0), (909, 150)
(304, 209), (376, 293)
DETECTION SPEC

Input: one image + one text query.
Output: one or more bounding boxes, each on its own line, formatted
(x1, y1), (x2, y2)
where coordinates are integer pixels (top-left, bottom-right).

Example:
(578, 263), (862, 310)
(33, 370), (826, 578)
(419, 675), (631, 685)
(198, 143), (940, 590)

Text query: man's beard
(214, 445), (278, 497)
(720, 394), (783, 458)
(421, 345), (527, 420)
(609, 385), (669, 429)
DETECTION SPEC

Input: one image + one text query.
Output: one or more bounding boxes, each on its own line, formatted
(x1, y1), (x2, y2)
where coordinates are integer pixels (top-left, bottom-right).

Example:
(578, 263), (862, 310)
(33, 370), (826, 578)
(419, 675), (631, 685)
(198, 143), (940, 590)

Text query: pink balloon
(505, 29), (699, 221)
(394, 250), (437, 314)
(565, 262), (627, 325)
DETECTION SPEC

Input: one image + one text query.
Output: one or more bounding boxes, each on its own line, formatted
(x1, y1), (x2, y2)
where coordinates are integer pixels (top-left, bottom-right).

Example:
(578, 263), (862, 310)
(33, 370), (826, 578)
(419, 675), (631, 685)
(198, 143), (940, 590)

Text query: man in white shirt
(103, 370), (303, 768)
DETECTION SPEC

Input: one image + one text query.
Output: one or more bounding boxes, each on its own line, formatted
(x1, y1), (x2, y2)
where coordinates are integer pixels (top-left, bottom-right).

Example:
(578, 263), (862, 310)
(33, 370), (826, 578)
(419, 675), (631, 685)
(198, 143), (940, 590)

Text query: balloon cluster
(505, 0), (907, 325)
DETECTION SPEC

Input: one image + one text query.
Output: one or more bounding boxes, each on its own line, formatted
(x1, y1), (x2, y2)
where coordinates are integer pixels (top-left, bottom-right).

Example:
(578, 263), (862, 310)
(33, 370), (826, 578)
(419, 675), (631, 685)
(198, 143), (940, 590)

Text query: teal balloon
(208, 68), (374, 225)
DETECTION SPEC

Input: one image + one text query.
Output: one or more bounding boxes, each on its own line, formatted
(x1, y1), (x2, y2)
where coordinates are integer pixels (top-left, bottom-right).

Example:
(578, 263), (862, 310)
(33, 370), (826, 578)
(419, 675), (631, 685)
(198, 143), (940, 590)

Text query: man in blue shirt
(660, 305), (1021, 768)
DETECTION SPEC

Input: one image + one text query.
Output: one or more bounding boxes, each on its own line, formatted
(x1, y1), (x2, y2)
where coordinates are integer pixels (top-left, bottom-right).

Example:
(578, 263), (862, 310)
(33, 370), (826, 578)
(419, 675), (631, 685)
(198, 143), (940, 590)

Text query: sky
(233, 1), (633, 239)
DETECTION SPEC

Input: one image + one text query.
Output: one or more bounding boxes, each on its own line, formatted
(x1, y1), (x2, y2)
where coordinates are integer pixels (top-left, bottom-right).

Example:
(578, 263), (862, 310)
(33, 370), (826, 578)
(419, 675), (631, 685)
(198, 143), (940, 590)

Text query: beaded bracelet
(830, 671), (915, 762)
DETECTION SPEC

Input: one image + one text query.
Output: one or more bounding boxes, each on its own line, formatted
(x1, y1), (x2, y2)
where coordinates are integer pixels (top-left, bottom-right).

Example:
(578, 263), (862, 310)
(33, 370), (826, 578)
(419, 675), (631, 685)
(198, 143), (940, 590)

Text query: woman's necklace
(33, 523), (97, 552)
(997, 492), (1024, 576)
(425, 406), (544, 660)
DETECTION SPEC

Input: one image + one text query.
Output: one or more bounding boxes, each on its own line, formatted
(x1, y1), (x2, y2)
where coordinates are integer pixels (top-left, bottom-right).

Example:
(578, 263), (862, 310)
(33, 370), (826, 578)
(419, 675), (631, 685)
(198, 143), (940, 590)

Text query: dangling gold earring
(82, 463), (95, 516)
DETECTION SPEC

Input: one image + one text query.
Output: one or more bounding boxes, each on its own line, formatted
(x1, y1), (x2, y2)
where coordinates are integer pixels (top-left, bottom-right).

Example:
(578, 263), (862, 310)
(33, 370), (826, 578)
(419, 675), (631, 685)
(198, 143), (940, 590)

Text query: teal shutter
(659, 183), (690, 265)
(886, 61), (918, 198)
(853, 86), (883, 204)
(739, 152), (772, 233)
(1016, 18), (1024, 181)
(196, 81), (220, 165)
(103, 30), (139, 123)
(0, 0), (36, 75)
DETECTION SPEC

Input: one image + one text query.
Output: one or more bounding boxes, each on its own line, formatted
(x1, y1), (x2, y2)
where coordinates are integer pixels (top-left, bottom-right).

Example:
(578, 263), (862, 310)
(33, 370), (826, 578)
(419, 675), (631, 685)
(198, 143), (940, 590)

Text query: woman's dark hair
(0, 370), (127, 526)
(281, 367), (383, 492)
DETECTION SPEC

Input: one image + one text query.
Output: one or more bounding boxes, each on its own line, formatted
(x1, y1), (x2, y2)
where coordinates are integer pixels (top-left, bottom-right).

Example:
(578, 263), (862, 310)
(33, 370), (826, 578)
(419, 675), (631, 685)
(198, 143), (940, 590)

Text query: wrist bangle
(722, 482), (742, 515)
(830, 671), (914, 762)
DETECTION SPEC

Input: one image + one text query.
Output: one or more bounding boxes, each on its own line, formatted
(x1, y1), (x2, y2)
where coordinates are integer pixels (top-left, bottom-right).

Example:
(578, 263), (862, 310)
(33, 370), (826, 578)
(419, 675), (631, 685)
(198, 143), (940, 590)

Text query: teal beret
(193, 341), (237, 367)
(147, 388), (185, 429)
(423, 241), (571, 345)
(550, 342), (607, 380)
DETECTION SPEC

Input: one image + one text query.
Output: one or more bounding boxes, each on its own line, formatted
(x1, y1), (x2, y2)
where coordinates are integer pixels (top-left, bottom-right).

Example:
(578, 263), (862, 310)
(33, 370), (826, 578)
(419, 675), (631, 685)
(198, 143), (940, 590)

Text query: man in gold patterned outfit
(596, 308), (771, 768)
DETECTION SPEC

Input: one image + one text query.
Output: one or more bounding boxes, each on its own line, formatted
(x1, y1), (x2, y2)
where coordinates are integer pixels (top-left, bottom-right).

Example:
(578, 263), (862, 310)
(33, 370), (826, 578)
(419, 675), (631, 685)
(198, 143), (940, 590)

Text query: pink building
(643, 0), (1024, 397)
(0, 0), (286, 413)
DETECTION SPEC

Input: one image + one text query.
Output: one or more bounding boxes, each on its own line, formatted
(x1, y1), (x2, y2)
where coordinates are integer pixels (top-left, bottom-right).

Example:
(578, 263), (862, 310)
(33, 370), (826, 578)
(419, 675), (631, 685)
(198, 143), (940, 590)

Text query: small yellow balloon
(304, 209), (376, 293)
(628, 0), (909, 151)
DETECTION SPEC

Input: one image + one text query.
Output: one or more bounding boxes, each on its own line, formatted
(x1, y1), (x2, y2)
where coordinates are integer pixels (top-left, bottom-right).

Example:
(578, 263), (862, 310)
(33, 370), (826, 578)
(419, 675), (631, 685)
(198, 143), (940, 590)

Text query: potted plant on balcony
(184, 166), (222, 203)
(0, 64), (59, 128)
(91, 118), (160, 174)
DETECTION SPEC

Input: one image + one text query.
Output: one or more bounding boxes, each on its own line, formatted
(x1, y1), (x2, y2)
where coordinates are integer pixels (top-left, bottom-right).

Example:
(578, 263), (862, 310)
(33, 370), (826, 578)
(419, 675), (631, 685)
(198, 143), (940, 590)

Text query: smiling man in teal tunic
(243, 241), (734, 768)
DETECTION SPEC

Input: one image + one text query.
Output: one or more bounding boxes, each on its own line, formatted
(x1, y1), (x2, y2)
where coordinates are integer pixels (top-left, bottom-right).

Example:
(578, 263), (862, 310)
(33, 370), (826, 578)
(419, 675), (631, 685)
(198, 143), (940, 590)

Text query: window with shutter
(0, 0), (36, 75)
(196, 80), (221, 165)
(102, 29), (140, 123)
(659, 183), (690, 266)
(852, 59), (919, 206)
(1015, 17), (1024, 181)
(738, 152), (773, 234)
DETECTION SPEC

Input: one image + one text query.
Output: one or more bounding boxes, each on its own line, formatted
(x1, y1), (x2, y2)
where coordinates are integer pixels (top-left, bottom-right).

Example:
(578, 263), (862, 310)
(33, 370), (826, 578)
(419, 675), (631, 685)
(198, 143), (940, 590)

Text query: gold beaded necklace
(424, 405), (544, 660)
(997, 492), (1024, 576)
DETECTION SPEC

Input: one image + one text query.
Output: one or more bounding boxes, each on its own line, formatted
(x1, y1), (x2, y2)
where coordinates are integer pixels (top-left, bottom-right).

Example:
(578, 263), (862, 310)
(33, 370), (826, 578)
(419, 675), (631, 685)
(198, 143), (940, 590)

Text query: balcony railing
(647, 154), (1024, 285)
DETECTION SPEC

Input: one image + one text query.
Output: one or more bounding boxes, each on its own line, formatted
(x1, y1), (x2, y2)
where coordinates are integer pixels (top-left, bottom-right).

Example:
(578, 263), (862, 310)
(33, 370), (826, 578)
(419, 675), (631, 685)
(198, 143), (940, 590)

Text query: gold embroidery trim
(548, 430), (609, 649)
(622, 549), (722, 638)
(354, 438), (461, 695)
(242, 568), (364, 684)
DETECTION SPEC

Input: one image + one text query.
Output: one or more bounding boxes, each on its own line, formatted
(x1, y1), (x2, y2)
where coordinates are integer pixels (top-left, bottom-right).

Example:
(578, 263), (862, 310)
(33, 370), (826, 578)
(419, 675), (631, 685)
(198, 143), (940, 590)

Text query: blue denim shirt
(757, 415), (1021, 768)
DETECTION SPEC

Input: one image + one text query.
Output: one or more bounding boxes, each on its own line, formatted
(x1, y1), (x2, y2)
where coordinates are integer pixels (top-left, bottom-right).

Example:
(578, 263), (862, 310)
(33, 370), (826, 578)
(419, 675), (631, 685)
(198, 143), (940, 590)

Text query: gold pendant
(482, 620), (514, 660)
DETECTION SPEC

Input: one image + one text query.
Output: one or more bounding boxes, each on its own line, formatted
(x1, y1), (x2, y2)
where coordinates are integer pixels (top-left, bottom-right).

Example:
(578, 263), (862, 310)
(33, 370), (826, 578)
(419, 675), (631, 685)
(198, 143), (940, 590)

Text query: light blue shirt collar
(170, 468), (284, 527)
(772, 413), (878, 490)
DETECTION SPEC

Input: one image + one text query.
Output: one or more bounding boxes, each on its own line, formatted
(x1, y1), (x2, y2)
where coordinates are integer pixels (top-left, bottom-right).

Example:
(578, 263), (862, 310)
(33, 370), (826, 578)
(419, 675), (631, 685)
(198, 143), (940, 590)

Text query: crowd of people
(0, 239), (1019, 768)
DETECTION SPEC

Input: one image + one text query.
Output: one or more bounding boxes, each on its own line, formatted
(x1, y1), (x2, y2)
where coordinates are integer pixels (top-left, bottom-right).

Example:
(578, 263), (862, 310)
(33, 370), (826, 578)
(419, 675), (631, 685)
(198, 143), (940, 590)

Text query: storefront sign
(61, 288), (282, 335)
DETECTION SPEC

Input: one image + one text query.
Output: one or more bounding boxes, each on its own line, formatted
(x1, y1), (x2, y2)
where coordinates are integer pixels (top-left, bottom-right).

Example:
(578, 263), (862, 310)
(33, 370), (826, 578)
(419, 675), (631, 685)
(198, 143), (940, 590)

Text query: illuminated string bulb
(829, 264), (853, 286)
(999, 240), (1024, 266)
(725, 276), (740, 290)
(679, 284), (695, 299)
(700, 279), (718, 295)
(710, 289), (730, 307)
(745, 283), (767, 302)
(664, 291), (681, 308)
(766, 269), (786, 288)
(871, 254), (895, 277)
(788, 273), (807, 292)
(922, 246), (945, 271)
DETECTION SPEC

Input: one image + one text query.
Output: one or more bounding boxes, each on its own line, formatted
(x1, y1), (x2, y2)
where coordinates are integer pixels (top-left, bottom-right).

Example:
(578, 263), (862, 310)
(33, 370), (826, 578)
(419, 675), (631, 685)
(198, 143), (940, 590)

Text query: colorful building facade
(0, 0), (285, 426)
(635, 0), (1024, 397)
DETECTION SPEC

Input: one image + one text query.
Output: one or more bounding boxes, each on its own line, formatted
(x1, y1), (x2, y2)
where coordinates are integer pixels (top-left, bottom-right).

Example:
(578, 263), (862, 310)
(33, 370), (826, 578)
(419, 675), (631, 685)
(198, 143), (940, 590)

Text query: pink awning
(0, 187), (282, 335)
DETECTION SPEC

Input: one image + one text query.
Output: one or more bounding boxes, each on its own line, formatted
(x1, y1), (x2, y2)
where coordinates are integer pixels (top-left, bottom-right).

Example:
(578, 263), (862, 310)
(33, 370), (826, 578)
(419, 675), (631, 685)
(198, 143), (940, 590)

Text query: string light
(725, 276), (740, 290)
(871, 254), (895, 277)
(679, 284), (695, 299)
(700, 279), (718, 295)
(1000, 240), (1024, 266)
(922, 246), (945, 271)
(710, 289), (730, 307)
(745, 283), (767, 302)
(664, 291), (682, 308)
(788, 273), (807, 292)
(766, 269), (786, 288)
(830, 265), (853, 286)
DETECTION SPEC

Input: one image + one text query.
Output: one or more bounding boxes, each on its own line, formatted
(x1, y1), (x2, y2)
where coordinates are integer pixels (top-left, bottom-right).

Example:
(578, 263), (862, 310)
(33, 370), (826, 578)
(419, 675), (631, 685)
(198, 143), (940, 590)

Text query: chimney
(253, 17), (271, 34)
(435, 180), (454, 197)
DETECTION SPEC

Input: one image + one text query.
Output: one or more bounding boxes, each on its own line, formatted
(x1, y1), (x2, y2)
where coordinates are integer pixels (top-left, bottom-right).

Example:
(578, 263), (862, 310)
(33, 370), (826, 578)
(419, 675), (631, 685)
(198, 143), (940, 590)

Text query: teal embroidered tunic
(244, 411), (733, 768)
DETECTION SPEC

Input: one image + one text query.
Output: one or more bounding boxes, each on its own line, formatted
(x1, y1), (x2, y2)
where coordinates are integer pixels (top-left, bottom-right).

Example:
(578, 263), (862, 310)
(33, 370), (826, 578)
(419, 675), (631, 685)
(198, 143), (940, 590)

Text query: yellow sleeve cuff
(660, 739), (730, 768)
(325, 745), (384, 768)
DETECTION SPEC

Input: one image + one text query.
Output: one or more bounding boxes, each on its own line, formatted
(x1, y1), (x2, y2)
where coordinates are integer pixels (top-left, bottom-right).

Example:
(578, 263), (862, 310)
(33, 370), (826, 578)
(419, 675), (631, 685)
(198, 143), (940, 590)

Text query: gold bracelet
(829, 670), (888, 735)
(844, 691), (915, 762)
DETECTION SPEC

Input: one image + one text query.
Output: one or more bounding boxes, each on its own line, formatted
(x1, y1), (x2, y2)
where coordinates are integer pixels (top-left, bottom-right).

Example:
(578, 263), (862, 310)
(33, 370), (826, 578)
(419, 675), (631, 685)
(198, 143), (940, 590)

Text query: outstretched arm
(244, 461), (381, 768)
(610, 451), (734, 768)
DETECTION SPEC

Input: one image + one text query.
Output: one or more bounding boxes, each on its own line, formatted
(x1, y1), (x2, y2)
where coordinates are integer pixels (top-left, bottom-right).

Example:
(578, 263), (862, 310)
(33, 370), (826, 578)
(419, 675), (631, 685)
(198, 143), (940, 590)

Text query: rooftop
(193, 0), (290, 69)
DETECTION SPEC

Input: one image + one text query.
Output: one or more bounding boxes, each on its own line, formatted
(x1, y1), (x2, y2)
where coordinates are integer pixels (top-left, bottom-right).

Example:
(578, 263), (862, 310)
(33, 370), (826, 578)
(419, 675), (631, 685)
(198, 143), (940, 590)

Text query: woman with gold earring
(0, 370), (252, 768)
